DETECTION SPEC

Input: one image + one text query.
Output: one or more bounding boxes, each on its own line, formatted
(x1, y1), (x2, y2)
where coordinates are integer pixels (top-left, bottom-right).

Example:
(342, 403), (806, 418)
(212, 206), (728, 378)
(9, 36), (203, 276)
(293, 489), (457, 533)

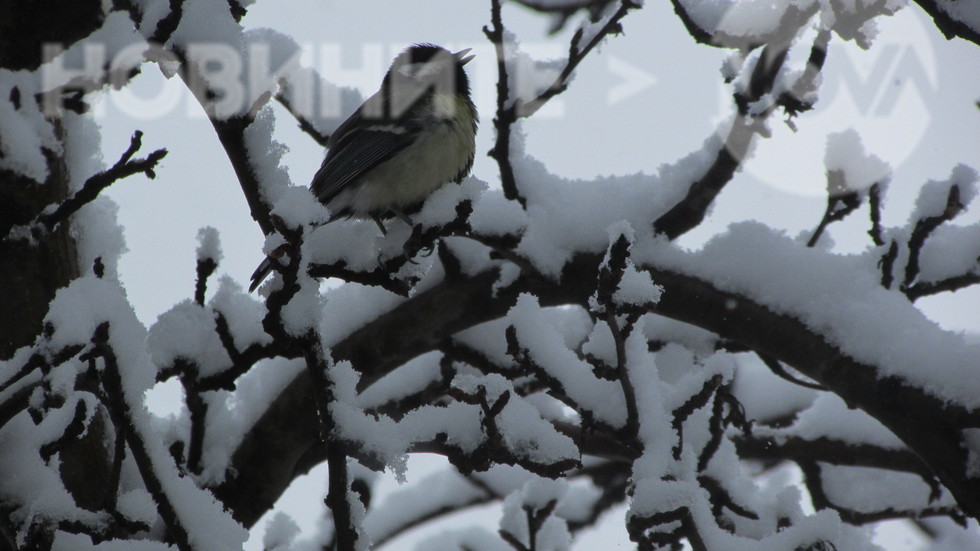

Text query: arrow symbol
(607, 56), (657, 105)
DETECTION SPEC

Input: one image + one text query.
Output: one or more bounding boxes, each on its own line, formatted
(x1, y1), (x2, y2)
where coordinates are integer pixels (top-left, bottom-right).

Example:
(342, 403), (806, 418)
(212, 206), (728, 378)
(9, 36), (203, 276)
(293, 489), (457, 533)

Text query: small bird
(249, 43), (478, 292)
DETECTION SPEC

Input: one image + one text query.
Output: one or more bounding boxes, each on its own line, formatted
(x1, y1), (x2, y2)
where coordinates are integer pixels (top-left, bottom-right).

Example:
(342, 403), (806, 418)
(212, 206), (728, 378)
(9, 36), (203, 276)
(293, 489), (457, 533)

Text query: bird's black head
(385, 43), (473, 98)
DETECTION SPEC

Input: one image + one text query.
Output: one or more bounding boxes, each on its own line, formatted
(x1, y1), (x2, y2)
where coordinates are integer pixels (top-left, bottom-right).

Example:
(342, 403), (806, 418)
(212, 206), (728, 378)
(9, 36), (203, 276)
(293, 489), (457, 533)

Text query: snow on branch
(654, 26), (830, 240)
(0, 275), (247, 549)
(6, 0), (979, 549)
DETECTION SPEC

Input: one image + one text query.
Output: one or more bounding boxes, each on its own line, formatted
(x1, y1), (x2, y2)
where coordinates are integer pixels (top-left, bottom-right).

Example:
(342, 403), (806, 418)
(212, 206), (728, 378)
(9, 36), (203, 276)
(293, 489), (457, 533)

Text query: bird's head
(384, 43), (474, 104)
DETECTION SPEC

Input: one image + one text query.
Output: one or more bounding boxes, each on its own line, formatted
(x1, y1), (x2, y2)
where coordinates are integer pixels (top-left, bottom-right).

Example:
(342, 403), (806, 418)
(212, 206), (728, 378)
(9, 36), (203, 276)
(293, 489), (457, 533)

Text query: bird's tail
(248, 257), (273, 293)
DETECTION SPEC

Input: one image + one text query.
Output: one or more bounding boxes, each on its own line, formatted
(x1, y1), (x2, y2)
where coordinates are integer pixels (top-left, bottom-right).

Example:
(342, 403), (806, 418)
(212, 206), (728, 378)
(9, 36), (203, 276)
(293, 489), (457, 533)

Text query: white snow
(39, 11), (145, 92)
(200, 357), (305, 483)
(499, 479), (572, 551)
(356, 352), (442, 409)
(0, 407), (110, 535)
(498, 126), (723, 278)
(766, 393), (905, 449)
(73, 196), (128, 279)
(507, 294), (629, 429)
(269, 184), (330, 230)
(52, 532), (175, 550)
(491, 379), (580, 466)
(168, 0), (249, 119)
(328, 360), (483, 479)
(131, 0), (171, 37)
(964, 428), (980, 478)
(824, 129), (891, 194)
(412, 527), (510, 551)
(148, 300), (231, 377)
(244, 106), (293, 205)
(638, 222), (980, 409)
(316, 284), (404, 348)
(628, 319), (681, 482)
(911, 164), (977, 222)
(208, 276), (272, 350)
(469, 191), (528, 238)
(263, 511), (301, 551)
(0, 70), (59, 182)
(66, 112), (128, 279)
(415, 177), (487, 229)
(195, 226), (222, 264)
(116, 488), (158, 527)
(503, 40), (566, 116)
(614, 263), (663, 306)
(916, 223), (980, 284)
(677, 0), (801, 42)
(821, 464), (954, 513)
(40, 276), (247, 549)
(363, 470), (488, 544)
(280, 276), (325, 337)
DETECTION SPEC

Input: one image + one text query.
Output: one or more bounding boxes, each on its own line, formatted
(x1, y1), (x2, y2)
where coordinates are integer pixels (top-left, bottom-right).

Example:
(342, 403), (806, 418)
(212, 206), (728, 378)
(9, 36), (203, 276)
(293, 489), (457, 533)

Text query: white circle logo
(715, 8), (937, 197)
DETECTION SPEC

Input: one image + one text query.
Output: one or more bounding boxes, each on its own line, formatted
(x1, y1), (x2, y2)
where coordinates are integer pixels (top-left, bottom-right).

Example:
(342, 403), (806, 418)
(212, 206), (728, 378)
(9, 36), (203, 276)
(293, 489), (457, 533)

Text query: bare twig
(907, 271), (980, 302)
(483, 0), (521, 203)
(194, 257), (218, 307)
(911, 0), (980, 47)
(902, 184), (967, 294)
(11, 131), (167, 240)
(275, 90), (330, 147)
(806, 173), (861, 248)
(483, 0), (639, 203)
(868, 182), (886, 246)
(879, 240), (899, 289)
(758, 353), (827, 391)
(672, 375), (722, 461)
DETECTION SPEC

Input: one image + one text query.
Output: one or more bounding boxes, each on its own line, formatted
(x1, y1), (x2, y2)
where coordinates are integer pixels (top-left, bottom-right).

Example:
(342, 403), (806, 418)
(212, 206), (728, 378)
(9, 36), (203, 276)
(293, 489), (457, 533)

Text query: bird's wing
(311, 110), (420, 206)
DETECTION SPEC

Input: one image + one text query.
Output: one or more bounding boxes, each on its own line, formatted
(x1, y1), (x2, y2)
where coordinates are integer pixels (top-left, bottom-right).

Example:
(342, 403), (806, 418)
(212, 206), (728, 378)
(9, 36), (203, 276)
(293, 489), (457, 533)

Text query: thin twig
(483, 0), (520, 203)
(907, 271), (980, 302)
(483, 0), (639, 204)
(868, 182), (886, 246)
(18, 131), (167, 238)
(806, 173), (861, 248)
(275, 90), (330, 147)
(758, 353), (827, 390)
(194, 257), (218, 307)
(902, 184), (967, 294)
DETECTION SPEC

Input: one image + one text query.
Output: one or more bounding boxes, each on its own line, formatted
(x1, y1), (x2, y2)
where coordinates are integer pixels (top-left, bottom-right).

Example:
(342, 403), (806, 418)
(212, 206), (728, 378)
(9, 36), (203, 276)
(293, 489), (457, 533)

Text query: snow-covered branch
(2, 0), (978, 549)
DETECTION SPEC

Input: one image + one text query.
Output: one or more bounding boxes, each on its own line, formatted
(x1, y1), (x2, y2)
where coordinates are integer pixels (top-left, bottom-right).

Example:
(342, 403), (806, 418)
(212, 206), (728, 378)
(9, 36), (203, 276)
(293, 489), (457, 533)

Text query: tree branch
(211, 242), (980, 526)
(912, 0), (980, 47)
(653, 26), (828, 240)
(9, 131), (167, 240)
(483, 0), (639, 204)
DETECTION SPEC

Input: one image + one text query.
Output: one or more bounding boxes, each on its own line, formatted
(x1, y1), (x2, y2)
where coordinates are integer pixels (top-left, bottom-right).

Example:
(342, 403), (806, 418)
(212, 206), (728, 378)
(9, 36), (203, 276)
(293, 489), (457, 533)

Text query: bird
(249, 43), (478, 293)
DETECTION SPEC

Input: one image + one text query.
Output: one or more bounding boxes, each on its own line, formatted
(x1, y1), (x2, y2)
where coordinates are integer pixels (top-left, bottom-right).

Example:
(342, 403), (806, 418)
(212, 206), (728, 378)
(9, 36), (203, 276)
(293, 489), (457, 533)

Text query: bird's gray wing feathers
(310, 123), (419, 206)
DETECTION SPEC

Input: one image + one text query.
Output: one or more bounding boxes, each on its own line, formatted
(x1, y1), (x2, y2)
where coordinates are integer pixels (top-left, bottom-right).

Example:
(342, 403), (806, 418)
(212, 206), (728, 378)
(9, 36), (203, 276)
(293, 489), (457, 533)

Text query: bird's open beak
(454, 48), (475, 66)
